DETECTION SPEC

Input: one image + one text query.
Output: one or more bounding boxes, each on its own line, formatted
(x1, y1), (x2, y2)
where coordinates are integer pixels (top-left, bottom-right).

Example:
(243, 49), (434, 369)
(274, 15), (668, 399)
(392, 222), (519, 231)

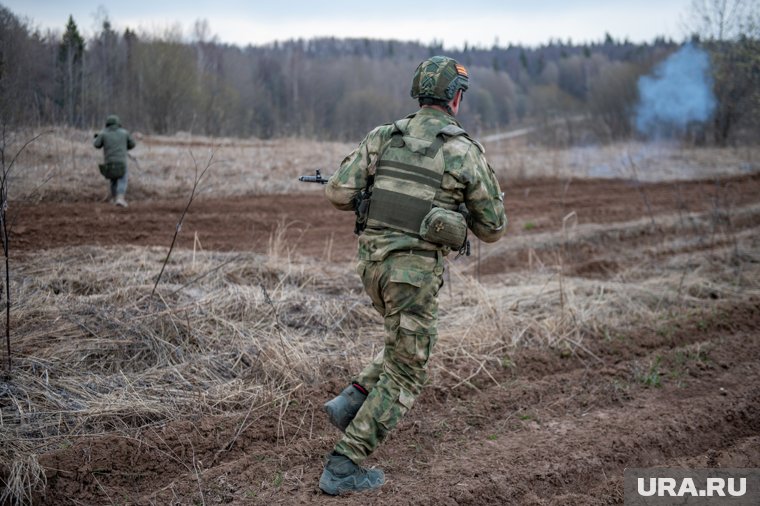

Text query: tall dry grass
(5, 127), (759, 205)
(2, 203), (759, 501)
(485, 138), (759, 182)
(6, 128), (352, 204)
(2, 128), (760, 502)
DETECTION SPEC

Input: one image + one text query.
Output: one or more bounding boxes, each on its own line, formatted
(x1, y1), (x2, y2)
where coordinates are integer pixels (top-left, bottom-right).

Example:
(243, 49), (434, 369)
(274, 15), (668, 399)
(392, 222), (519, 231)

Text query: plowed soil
(12, 173), (760, 505)
(13, 174), (760, 262)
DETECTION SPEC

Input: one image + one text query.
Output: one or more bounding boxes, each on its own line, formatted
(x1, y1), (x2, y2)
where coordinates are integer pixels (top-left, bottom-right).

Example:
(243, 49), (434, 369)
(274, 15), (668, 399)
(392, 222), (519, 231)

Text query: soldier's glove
(456, 204), (472, 258)
(457, 203), (472, 228)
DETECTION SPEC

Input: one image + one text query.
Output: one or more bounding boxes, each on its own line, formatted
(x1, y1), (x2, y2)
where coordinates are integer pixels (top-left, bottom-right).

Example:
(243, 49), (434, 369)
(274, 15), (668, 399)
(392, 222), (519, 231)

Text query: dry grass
(6, 127), (352, 203)
(2, 128), (760, 502)
(484, 138), (760, 182)
(2, 204), (758, 501)
(5, 127), (759, 206)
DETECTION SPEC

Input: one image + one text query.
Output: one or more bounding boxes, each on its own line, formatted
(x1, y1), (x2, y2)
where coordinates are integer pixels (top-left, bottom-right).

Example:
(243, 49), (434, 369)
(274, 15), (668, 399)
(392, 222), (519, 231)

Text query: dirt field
(13, 175), (760, 262)
(2, 137), (760, 505)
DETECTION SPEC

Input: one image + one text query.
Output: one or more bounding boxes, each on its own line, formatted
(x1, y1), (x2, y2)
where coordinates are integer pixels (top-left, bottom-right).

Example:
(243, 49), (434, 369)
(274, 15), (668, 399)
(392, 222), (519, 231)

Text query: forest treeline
(0, 4), (758, 144)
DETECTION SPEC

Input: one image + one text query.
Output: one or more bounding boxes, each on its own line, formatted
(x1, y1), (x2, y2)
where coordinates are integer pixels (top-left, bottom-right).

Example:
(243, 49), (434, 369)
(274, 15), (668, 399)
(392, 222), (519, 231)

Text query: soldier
(93, 114), (136, 207)
(320, 56), (507, 495)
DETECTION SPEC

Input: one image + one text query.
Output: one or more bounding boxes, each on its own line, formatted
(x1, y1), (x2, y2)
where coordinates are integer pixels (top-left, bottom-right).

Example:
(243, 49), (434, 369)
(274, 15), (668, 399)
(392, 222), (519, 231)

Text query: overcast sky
(4, 0), (694, 48)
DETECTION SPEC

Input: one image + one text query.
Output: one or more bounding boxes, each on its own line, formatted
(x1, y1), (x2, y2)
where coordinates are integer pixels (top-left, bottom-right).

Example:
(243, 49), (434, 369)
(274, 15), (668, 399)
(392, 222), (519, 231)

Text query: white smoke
(635, 44), (717, 137)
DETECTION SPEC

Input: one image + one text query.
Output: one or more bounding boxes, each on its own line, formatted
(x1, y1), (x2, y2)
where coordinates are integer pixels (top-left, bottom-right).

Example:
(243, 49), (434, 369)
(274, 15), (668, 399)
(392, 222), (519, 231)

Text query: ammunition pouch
(98, 161), (126, 179)
(419, 207), (468, 249)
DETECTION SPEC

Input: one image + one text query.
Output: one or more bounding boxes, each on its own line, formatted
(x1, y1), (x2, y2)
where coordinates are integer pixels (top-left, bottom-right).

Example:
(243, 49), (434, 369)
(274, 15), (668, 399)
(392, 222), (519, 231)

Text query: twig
(559, 211), (577, 320)
(192, 451), (206, 506)
(152, 150), (216, 296)
(0, 127), (51, 375)
(261, 286), (294, 371)
(559, 335), (605, 364)
(167, 254), (243, 298)
(127, 153), (141, 172)
(438, 365), (482, 392)
(625, 151), (656, 228)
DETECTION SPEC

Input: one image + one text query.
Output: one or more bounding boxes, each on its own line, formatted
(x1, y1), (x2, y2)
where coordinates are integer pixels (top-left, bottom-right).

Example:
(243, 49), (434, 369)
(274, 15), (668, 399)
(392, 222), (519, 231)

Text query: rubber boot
(319, 452), (384, 495)
(323, 384), (367, 432)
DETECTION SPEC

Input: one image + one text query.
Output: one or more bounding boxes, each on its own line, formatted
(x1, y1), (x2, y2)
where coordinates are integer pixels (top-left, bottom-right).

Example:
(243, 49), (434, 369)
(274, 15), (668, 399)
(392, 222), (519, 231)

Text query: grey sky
(4, 0), (694, 48)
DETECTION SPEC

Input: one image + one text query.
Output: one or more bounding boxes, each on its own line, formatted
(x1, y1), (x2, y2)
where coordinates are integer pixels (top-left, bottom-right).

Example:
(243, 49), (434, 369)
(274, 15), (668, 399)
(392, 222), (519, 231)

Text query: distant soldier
(320, 56), (507, 495)
(93, 114), (135, 207)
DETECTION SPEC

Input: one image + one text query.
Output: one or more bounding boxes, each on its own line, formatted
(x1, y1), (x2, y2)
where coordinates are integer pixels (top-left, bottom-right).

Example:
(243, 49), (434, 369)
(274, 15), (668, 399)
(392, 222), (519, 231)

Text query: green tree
(122, 28), (139, 127)
(87, 19), (123, 126)
(58, 15), (85, 126)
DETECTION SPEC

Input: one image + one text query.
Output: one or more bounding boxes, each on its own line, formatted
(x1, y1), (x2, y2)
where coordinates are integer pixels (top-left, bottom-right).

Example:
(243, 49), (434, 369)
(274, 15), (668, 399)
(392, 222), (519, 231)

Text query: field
(1, 128), (759, 505)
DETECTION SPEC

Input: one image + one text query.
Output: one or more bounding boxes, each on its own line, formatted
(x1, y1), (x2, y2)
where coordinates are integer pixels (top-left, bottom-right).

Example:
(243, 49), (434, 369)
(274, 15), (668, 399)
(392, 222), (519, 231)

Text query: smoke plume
(635, 44), (716, 136)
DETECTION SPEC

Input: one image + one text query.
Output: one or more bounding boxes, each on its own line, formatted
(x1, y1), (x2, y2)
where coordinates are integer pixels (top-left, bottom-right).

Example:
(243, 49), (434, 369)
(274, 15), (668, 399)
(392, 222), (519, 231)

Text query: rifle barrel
(298, 171), (330, 184)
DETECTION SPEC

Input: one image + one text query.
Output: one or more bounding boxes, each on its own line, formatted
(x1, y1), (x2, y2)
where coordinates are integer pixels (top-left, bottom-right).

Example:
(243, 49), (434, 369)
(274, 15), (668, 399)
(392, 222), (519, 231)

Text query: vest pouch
(419, 207), (467, 249)
(99, 161), (126, 179)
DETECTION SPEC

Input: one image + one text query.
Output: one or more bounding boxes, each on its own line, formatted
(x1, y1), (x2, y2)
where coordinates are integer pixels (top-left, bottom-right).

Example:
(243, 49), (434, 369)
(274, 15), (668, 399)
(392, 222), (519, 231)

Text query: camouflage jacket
(93, 125), (136, 165)
(326, 107), (507, 261)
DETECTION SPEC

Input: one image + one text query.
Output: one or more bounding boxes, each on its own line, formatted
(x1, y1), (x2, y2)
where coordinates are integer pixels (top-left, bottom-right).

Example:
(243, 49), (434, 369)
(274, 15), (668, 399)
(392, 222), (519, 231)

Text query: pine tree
(58, 15), (85, 126)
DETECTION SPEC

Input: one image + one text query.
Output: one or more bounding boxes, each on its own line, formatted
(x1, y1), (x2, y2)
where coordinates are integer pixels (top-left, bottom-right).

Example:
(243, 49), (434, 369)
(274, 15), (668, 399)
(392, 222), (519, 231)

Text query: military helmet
(410, 56), (469, 102)
(105, 114), (121, 127)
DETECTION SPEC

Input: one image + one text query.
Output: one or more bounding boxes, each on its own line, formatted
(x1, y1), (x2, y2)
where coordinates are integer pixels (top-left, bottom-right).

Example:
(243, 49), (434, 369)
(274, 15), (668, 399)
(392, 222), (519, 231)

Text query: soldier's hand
(458, 203), (472, 227)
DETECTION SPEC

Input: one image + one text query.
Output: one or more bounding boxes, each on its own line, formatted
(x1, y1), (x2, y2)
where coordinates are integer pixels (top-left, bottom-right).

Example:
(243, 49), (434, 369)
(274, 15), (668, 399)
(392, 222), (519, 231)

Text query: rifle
(298, 169), (372, 236)
(298, 169), (330, 184)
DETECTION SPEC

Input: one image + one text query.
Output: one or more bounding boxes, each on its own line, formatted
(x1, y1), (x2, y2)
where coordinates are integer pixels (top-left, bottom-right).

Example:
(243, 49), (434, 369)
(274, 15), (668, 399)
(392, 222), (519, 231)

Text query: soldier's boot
(319, 452), (384, 495)
(114, 195), (128, 207)
(323, 384), (367, 432)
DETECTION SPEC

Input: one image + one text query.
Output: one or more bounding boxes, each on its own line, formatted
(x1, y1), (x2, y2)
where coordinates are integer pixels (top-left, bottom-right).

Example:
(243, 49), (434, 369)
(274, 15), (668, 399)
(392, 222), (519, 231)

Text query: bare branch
(151, 149), (216, 296)
(0, 128), (51, 375)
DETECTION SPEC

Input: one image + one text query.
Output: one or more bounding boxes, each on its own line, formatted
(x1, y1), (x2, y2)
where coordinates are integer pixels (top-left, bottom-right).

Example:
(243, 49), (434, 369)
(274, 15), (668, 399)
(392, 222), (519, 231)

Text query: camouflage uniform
(325, 106), (507, 464)
(93, 115), (136, 204)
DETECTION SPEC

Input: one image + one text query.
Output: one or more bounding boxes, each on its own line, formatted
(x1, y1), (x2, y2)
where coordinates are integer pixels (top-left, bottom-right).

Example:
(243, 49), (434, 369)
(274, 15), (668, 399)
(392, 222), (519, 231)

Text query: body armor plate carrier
(366, 119), (466, 241)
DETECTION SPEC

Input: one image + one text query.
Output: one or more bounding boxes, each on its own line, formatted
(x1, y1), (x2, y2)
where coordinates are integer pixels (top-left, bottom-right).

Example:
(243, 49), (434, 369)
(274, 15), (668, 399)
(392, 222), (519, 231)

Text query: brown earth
(12, 174), (760, 265)
(12, 173), (760, 505)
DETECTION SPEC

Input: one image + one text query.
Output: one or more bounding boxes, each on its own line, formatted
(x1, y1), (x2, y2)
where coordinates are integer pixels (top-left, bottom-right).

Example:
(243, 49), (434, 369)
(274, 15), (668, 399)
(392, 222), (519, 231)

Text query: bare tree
(686, 0), (760, 144)
(136, 36), (198, 133)
(686, 0), (759, 41)
(588, 61), (644, 140)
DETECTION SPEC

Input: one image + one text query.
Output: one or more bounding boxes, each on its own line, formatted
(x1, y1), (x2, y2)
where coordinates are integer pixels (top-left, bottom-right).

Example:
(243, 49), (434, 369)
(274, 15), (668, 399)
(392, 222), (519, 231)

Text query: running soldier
(320, 56), (507, 495)
(93, 114), (135, 207)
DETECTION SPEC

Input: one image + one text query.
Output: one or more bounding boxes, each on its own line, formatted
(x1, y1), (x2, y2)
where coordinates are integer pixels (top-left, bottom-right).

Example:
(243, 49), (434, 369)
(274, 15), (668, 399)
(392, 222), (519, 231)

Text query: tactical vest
(366, 119), (466, 236)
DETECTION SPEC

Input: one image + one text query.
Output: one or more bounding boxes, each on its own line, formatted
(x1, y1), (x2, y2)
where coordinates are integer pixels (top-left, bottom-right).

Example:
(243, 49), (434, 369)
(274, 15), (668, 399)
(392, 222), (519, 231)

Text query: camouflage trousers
(334, 250), (444, 464)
